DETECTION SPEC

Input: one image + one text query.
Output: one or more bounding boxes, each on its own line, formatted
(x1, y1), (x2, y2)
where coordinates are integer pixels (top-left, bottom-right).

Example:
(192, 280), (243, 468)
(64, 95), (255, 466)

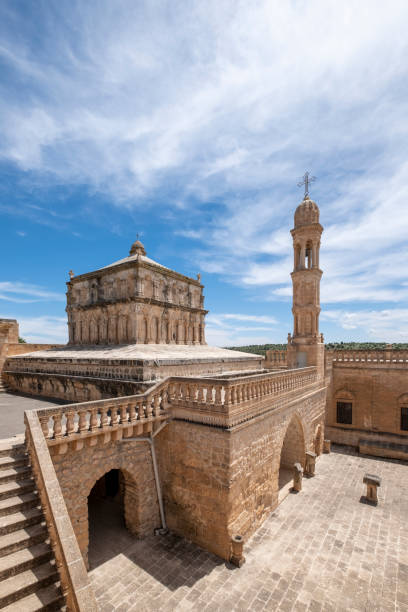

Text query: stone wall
(326, 355), (408, 445)
(4, 371), (147, 402)
(157, 385), (326, 560)
(51, 439), (160, 567)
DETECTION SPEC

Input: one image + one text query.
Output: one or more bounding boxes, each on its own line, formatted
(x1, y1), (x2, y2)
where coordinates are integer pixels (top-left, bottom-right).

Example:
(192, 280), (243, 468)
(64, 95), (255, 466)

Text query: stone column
(304, 451), (317, 477)
(293, 463), (303, 492)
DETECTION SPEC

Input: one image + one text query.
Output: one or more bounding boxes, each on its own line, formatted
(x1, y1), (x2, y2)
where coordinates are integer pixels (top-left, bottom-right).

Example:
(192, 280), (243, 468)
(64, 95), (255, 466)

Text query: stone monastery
(0, 193), (407, 610)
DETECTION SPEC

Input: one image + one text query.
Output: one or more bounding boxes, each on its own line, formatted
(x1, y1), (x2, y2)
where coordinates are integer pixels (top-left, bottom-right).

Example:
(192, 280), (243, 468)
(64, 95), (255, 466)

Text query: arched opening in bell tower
(305, 241), (313, 269)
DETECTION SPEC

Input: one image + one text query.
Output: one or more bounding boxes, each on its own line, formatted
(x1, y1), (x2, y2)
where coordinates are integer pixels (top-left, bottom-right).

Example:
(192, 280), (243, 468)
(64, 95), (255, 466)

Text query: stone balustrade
(33, 366), (319, 448)
(169, 366), (319, 427)
(265, 349), (287, 368)
(331, 350), (408, 364)
(36, 381), (170, 452)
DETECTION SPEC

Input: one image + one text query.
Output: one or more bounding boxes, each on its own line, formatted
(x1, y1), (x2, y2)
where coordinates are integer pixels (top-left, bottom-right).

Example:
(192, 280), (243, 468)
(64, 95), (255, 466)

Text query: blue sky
(1, 1), (408, 345)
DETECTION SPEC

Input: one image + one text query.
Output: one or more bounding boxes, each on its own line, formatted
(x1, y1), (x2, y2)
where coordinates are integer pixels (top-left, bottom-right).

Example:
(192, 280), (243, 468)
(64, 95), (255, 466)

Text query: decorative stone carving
(66, 239), (207, 346)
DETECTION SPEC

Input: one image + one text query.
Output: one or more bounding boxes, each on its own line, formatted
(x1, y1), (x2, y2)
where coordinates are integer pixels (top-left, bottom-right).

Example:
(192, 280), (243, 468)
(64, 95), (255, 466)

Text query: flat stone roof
(9, 344), (262, 364)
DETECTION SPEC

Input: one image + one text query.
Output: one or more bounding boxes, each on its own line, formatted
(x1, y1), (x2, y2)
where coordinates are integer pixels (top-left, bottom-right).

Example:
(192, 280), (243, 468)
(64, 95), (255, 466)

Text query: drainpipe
(123, 419), (169, 534)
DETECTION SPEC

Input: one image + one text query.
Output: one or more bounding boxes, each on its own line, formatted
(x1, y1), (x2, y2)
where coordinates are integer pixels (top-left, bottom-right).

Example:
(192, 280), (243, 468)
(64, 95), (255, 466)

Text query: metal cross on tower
(297, 171), (316, 198)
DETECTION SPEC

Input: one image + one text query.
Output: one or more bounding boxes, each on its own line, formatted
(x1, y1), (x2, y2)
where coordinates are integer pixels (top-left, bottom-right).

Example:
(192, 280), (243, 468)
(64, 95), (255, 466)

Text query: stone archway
(278, 414), (306, 503)
(86, 467), (142, 569)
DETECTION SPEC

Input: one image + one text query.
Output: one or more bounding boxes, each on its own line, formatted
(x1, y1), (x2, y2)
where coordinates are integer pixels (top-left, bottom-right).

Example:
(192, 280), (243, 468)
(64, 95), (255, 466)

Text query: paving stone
(88, 447), (408, 610)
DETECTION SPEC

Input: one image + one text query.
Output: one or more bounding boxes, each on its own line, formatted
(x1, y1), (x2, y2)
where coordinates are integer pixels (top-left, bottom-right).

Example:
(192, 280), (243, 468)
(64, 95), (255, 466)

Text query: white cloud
(0, 282), (65, 303)
(206, 312), (278, 346)
(321, 308), (408, 342)
(0, 315), (67, 344)
(0, 1), (407, 319)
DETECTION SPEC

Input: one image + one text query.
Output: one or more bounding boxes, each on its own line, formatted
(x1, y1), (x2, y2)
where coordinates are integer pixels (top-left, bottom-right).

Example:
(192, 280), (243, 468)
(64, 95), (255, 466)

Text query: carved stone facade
(66, 239), (207, 346)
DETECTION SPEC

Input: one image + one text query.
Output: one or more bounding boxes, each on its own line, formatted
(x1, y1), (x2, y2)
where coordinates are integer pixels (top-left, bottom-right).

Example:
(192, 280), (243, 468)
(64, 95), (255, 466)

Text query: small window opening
(401, 407), (408, 431)
(337, 401), (352, 425)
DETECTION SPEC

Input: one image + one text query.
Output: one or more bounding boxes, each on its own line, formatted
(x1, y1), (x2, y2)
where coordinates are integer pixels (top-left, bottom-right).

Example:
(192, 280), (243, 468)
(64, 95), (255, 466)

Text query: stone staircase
(0, 441), (65, 610)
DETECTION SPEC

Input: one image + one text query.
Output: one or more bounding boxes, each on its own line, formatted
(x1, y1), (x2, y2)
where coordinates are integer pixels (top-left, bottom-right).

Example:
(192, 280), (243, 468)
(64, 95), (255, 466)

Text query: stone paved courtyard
(88, 447), (408, 611)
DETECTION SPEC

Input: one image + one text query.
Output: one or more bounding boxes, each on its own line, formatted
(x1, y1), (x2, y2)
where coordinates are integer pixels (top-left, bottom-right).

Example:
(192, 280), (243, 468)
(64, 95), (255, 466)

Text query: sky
(1, 1), (408, 346)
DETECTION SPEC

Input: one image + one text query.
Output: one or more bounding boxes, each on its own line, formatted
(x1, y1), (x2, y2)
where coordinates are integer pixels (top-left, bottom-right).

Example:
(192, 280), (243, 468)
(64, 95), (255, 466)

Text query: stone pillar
(323, 439), (331, 453)
(304, 451), (317, 477)
(293, 462), (303, 492)
(230, 535), (245, 568)
(363, 474), (381, 505)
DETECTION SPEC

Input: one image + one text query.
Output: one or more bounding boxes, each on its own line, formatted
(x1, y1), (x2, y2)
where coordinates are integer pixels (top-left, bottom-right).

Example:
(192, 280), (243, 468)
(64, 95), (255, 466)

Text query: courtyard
(88, 447), (408, 612)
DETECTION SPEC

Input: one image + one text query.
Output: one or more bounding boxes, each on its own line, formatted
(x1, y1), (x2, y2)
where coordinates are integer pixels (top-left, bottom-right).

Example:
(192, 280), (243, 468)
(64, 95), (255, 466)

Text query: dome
(294, 195), (320, 227)
(129, 239), (146, 256)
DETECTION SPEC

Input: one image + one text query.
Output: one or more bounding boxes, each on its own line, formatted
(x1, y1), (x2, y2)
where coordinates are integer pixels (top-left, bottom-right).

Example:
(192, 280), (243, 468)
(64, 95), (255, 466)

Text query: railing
(36, 379), (169, 446)
(25, 411), (97, 611)
(168, 366), (319, 427)
(330, 349), (408, 363)
(265, 350), (287, 368)
(34, 366), (319, 443)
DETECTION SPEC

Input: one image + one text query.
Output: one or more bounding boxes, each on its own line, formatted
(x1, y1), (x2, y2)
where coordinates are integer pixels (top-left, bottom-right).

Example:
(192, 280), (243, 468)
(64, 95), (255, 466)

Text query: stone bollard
(293, 462), (303, 492)
(304, 451), (317, 477)
(363, 473), (381, 505)
(323, 439), (331, 454)
(230, 535), (245, 568)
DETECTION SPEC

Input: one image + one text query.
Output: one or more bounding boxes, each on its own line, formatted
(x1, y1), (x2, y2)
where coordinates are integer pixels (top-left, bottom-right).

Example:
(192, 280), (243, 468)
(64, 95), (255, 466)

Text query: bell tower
(287, 181), (324, 375)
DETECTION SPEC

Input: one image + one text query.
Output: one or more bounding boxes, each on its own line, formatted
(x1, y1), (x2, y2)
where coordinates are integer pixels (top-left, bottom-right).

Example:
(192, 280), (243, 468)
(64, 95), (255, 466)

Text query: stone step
(0, 507), (43, 536)
(0, 444), (25, 461)
(0, 560), (59, 607)
(0, 480), (36, 503)
(0, 467), (32, 486)
(1, 582), (65, 611)
(0, 524), (48, 558)
(0, 494), (39, 518)
(0, 542), (52, 581)
(0, 457), (29, 472)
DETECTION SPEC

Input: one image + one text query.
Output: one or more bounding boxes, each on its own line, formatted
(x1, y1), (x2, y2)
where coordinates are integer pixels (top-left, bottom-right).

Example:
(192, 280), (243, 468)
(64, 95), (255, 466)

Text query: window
(401, 407), (408, 431)
(337, 401), (352, 425)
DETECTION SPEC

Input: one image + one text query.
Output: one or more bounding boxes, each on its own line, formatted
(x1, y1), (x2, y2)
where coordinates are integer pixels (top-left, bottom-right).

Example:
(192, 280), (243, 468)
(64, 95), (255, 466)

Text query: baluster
(224, 387), (231, 407)
(53, 414), (63, 439)
(66, 411), (75, 435)
(79, 410), (88, 433)
(136, 400), (144, 420)
(129, 402), (137, 422)
(40, 416), (50, 438)
(110, 405), (118, 426)
(197, 385), (204, 403)
(146, 397), (153, 419)
(120, 404), (128, 424)
(215, 385), (222, 406)
(154, 394), (160, 416)
(101, 406), (109, 429)
(205, 385), (213, 404)
(90, 408), (99, 431)
(161, 390), (168, 411)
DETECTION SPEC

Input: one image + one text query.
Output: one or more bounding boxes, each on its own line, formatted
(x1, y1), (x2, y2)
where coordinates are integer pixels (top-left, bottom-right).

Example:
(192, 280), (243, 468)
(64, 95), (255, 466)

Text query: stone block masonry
(52, 440), (160, 567)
